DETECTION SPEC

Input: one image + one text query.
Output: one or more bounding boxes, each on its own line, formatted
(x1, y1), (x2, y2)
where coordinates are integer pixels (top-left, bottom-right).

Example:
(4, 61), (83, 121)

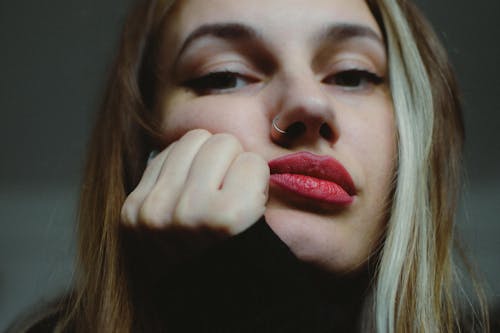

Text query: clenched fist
(121, 129), (270, 235)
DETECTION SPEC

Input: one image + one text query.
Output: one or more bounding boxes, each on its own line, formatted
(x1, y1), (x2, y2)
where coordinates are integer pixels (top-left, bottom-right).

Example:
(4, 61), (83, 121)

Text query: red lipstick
(268, 151), (355, 205)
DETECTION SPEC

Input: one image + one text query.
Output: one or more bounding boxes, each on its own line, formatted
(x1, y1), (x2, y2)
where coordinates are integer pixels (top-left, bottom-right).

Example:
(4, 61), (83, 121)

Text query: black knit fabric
(141, 218), (369, 332)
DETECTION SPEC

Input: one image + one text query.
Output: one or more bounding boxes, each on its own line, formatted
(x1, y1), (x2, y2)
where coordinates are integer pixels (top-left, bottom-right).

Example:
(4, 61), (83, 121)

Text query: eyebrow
(318, 23), (384, 46)
(174, 22), (384, 63)
(174, 23), (261, 64)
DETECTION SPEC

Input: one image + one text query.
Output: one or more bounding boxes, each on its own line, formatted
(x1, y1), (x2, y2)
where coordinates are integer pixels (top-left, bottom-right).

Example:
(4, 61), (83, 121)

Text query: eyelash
(182, 69), (384, 95)
(182, 70), (255, 95)
(323, 69), (384, 90)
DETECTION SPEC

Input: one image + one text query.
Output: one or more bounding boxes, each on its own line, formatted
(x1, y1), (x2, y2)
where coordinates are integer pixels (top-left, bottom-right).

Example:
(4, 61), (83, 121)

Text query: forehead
(165, 0), (382, 44)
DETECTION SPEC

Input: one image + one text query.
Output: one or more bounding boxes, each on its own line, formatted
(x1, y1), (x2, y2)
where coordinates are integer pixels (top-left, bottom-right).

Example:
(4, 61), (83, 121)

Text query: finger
(121, 144), (174, 226)
(221, 152), (270, 197)
(185, 133), (243, 193)
(173, 134), (243, 227)
(139, 129), (212, 227)
(215, 152), (270, 233)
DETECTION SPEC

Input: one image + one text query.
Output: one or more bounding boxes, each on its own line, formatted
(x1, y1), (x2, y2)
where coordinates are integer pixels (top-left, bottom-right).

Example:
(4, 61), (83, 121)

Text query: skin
(122, 0), (396, 273)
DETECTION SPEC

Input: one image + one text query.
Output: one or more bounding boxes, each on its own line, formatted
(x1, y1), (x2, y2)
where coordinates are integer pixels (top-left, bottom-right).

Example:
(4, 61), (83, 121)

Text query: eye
(323, 69), (384, 91)
(182, 70), (256, 95)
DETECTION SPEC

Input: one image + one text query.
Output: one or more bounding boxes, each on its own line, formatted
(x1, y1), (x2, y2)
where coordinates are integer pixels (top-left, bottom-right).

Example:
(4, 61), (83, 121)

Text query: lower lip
(270, 173), (353, 205)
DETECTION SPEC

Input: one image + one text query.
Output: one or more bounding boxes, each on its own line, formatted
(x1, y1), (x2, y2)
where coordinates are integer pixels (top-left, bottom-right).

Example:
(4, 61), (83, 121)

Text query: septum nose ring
(272, 116), (287, 135)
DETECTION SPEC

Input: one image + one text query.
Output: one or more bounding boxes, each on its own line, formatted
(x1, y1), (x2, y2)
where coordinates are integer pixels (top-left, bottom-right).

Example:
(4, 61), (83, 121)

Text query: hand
(121, 129), (270, 235)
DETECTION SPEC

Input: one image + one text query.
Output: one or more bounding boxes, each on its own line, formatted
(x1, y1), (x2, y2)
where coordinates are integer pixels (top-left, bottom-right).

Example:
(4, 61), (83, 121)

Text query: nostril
(319, 123), (333, 141)
(287, 122), (306, 137)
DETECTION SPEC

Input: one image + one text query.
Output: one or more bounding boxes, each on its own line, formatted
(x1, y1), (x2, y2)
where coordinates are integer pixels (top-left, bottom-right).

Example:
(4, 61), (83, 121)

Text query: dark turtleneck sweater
(125, 217), (371, 333)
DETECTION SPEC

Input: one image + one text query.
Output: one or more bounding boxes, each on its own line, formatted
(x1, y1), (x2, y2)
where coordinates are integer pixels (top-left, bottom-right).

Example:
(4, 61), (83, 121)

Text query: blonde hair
(55, 0), (488, 332)
(369, 0), (488, 332)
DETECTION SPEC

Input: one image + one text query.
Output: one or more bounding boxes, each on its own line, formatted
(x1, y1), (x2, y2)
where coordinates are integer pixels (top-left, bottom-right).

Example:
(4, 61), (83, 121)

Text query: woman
(20, 0), (489, 332)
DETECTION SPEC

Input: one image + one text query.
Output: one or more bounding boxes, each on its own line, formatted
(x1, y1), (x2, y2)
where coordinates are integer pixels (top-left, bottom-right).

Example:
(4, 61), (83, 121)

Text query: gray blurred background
(0, 0), (499, 330)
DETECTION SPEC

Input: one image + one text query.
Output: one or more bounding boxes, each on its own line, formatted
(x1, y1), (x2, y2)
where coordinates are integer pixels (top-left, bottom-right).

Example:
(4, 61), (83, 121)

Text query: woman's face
(156, 0), (396, 272)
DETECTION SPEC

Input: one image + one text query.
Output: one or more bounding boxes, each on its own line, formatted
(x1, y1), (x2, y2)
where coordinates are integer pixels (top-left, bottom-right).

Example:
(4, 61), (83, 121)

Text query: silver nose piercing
(272, 116), (287, 135)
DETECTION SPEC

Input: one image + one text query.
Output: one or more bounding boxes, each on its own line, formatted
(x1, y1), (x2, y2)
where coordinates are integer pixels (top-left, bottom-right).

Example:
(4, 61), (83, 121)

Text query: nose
(270, 73), (337, 147)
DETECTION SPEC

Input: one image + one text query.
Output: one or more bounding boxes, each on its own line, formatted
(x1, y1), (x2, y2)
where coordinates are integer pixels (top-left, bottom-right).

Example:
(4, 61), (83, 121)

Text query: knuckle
(138, 198), (170, 227)
(174, 193), (204, 226)
(138, 208), (163, 227)
(120, 193), (142, 225)
(172, 206), (199, 226)
(120, 201), (135, 225)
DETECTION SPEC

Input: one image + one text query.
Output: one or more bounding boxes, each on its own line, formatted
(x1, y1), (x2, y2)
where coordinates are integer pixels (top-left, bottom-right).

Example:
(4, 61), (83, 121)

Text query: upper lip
(268, 151), (356, 196)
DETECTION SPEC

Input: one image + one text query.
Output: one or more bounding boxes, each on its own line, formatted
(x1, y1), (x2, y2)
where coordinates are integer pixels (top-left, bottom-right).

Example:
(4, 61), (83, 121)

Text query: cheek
(343, 100), (396, 176)
(159, 96), (268, 147)
(336, 98), (396, 235)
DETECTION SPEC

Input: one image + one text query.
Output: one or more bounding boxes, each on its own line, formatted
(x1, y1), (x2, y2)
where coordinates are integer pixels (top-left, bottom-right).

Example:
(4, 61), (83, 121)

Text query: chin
(264, 205), (375, 273)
